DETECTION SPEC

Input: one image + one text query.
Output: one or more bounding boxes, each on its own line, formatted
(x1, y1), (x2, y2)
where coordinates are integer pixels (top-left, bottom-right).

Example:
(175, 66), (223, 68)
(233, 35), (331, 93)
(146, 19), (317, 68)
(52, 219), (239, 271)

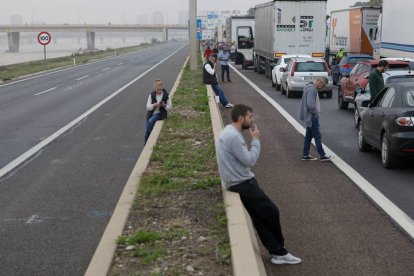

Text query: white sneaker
(271, 253), (302, 265)
(224, 103), (234, 108)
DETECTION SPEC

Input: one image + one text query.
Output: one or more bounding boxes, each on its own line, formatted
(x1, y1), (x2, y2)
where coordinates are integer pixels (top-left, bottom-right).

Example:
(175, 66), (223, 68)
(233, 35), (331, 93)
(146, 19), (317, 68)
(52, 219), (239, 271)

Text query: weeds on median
(109, 60), (232, 275)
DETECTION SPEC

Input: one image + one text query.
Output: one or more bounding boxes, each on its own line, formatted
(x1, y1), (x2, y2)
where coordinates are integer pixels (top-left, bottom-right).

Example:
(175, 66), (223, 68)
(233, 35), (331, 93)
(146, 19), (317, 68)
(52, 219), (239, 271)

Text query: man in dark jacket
(203, 54), (234, 108)
(369, 60), (389, 101)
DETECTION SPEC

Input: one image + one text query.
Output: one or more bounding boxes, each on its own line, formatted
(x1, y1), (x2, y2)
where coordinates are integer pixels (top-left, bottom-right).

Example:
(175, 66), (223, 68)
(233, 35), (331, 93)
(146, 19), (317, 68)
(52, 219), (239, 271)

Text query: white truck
(374, 0), (414, 61)
(328, 7), (381, 58)
(253, 0), (328, 78)
(225, 16), (255, 69)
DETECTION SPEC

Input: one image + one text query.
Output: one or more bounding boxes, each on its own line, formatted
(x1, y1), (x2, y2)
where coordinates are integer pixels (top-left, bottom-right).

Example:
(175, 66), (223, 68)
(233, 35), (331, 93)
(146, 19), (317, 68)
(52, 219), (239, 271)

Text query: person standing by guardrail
(216, 104), (302, 265)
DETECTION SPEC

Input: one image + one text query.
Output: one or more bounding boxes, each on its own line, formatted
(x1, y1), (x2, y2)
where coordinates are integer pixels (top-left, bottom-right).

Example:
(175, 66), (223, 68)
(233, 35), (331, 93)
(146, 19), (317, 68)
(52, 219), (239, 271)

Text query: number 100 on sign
(38, 32), (51, 46)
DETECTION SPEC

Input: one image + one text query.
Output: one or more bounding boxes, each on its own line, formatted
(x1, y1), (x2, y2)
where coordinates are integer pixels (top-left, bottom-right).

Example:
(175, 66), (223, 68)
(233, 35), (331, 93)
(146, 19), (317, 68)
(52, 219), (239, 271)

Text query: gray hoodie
(298, 83), (320, 127)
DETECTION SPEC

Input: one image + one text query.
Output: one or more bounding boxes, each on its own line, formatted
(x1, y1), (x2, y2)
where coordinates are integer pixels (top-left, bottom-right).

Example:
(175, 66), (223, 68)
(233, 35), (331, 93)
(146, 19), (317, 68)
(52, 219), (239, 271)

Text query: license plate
(304, 76), (318, 80)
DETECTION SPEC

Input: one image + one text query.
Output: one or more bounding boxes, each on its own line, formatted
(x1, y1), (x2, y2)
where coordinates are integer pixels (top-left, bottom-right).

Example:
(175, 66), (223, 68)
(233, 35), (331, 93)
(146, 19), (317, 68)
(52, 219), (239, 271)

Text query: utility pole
(189, 0), (197, 70)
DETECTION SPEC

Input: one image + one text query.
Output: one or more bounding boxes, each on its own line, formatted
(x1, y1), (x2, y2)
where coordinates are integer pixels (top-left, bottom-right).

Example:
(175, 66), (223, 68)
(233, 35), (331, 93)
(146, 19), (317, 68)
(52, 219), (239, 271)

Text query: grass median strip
(108, 61), (232, 275)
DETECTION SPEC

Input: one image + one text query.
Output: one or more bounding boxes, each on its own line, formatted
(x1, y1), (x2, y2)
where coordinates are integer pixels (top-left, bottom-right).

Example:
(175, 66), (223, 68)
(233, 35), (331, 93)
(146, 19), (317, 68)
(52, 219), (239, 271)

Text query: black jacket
(146, 89), (169, 121)
(203, 61), (218, 85)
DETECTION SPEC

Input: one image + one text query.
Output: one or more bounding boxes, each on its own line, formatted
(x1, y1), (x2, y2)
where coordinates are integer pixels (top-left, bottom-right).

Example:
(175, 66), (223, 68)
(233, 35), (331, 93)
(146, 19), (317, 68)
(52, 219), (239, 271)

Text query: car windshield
(349, 57), (372, 65)
(387, 76), (414, 84)
(284, 58), (292, 64)
(296, 62), (326, 72)
(405, 90), (414, 107)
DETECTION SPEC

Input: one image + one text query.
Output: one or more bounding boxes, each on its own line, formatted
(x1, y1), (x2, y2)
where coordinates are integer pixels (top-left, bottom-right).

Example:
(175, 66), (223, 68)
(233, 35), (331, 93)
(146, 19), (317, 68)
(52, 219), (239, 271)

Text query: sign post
(37, 31), (51, 61)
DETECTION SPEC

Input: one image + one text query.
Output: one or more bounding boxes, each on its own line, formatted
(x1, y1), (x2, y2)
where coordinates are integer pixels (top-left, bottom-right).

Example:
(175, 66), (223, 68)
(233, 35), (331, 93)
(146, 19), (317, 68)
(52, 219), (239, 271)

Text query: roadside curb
(206, 85), (267, 276)
(84, 56), (188, 276)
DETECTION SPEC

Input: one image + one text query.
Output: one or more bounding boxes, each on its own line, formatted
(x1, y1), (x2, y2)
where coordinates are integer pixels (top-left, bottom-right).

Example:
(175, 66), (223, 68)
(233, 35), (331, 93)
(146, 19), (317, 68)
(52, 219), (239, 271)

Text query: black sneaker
(320, 155), (333, 161)
(301, 155), (317, 161)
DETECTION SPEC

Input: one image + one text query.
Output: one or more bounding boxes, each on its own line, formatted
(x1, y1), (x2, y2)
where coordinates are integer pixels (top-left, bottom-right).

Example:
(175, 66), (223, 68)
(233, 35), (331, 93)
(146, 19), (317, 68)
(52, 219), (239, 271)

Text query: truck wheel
(381, 134), (399, 168)
(253, 56), (258, 72)
(338, 87), (348, 109)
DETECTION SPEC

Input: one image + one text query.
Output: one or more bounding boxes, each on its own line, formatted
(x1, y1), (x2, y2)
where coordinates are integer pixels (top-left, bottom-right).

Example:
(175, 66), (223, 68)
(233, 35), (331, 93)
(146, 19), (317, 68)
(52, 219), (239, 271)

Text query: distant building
(137, 14), (148, 25)
(11, 15), (23, 25)
(152, 11), (164, 25)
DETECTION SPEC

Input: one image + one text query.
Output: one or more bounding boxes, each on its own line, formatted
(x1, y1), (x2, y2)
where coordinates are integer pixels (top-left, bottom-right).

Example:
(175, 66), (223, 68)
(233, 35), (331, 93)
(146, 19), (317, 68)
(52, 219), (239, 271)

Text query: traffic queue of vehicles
(220, 0), (414, 168)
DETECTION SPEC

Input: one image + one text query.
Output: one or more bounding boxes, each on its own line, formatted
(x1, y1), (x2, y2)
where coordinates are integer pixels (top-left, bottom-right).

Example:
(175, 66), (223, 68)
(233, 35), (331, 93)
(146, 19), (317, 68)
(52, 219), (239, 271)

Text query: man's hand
(250, 124), (261, 139)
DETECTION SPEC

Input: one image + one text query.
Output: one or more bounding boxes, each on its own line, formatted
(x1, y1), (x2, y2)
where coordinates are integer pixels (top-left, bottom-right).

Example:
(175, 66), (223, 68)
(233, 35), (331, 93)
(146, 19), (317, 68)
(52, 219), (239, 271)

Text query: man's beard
(241, 122), (250, 130)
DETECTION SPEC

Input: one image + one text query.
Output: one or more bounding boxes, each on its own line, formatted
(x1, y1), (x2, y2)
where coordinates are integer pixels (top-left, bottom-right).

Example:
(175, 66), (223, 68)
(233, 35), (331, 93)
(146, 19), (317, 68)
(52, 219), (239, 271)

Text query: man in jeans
(216, 104), (302, 265)
(203, 54), (234, 108)
(298, 77), (332, 161)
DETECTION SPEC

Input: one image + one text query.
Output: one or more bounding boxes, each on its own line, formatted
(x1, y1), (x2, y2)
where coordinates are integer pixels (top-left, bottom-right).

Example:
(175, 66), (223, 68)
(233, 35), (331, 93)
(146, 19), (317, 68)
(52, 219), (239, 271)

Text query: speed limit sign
(38, 31), (51, 46)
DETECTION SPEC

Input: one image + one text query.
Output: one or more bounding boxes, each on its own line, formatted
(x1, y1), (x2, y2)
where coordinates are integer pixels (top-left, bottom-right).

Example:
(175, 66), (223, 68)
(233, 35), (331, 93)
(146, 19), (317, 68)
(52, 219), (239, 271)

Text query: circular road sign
(38, 31), (52, 46)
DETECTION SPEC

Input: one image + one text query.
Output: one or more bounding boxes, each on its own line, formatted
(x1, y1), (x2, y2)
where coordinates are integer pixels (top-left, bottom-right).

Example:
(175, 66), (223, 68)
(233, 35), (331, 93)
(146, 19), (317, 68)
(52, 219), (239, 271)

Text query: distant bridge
(0, 24), (189, 52)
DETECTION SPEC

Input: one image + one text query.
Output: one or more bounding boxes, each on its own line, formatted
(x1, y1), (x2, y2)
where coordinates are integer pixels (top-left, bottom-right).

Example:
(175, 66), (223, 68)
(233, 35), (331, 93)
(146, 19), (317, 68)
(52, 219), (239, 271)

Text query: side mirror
(280, 67), (286, 72)
(361, 100), (371, 107)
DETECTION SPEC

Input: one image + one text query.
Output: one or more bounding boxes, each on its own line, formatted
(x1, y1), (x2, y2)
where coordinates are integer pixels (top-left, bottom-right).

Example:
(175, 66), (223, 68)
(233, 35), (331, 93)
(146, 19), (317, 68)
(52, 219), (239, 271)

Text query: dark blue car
(332, 54), (374, 85)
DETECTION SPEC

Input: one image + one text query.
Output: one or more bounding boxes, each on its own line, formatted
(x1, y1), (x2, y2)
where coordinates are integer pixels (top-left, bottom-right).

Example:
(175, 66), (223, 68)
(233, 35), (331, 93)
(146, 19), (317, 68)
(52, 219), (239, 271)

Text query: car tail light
(343, 64), (353, 69)
(291, 62), (297, 76)
(395, 117), (414, 126)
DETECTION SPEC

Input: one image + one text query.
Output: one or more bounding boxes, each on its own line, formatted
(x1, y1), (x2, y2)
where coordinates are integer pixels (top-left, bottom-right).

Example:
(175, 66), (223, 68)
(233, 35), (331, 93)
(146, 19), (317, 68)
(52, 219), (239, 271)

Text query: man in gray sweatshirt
(216, 104), (302, 265)
(298, 77), (332, 161)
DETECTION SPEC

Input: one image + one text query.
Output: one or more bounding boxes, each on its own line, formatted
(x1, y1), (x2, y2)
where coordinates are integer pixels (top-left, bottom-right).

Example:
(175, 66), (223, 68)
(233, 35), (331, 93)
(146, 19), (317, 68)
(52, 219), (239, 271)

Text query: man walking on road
(369, 60), (388, 101)
(203, 54), (234, 108)
(216, 104), (302, 265)
(298, 77), (332, 161)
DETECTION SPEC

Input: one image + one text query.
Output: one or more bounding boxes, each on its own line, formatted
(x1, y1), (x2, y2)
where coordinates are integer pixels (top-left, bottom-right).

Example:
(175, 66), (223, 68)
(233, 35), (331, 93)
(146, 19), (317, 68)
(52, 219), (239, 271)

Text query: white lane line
(75, 74), (90, 81)
(129, 59), (135, 62)
(0, 44), (187, 180)
(35, 86), (57, 96)
(117, 63), (124, 66)
(102, 67), (111, 71)
(229, 63), (414, 240)
(0, 96), (31, 108)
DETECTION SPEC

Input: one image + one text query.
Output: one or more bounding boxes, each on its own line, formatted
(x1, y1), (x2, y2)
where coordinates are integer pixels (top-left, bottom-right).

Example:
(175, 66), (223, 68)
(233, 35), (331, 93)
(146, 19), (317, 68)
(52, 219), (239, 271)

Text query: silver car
(280, 57), (333, 98)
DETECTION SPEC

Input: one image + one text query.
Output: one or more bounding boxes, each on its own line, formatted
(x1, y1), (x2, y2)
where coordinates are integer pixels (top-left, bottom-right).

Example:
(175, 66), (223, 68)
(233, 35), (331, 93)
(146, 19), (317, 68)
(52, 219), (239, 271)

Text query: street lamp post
(189, 0), (197, 70)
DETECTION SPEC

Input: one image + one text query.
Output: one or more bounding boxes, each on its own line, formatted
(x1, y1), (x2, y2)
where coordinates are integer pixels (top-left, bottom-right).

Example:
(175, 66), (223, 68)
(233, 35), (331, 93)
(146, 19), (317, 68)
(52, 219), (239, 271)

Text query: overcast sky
(0, 0), (360, 25)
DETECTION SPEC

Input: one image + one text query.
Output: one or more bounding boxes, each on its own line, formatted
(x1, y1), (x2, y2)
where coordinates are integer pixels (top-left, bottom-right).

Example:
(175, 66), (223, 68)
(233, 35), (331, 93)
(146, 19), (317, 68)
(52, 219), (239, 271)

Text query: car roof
(388, 82), (414, 89)
(346, 54), (373, 58)
(358, 59), (409, 65)
(382, 57), (414, 62)
(291, 57), (325, 62)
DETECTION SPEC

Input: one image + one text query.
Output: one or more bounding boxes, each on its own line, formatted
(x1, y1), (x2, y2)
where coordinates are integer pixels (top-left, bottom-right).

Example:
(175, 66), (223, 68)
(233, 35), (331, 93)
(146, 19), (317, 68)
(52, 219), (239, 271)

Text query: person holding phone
(216, 104), (302, 265)
(145, 79), (172, 144)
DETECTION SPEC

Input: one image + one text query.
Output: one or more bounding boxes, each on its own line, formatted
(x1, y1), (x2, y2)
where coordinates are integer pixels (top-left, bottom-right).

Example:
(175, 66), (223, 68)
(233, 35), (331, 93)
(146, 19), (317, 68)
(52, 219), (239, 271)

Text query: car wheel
(276, 79), (281, 91)
(381, 134), (399, 169)
(358, 123), (371, 152)
(326, 90), (332, 98)
(286, 86), (293, 98)
(281, 83), (286, 95)
(271, 75), (276, 87)
(338, 87), (349, 109)
(354, 108), (360, 128)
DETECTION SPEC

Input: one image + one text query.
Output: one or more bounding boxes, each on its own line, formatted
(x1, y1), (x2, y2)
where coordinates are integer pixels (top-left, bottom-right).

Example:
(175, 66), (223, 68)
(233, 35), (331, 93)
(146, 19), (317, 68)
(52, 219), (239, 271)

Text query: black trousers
(229, 178), (288, 255)
(221, 64), (230, 81)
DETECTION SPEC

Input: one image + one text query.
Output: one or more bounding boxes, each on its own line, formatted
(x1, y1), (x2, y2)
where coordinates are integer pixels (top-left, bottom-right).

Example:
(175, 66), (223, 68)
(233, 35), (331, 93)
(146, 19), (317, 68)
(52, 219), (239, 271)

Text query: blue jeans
(303, 116), (326, 157)
(145, 113), (162, 144)
(211, 84), (229, 107)
(221, 64), (230, 81)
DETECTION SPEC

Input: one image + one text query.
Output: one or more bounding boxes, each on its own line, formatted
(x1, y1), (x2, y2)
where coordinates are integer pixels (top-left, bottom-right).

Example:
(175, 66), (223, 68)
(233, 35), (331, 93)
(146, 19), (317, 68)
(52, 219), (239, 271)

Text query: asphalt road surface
(218, 63), (414, 275)
(230, 65), (414, 220)
(0, 42), (188, 275)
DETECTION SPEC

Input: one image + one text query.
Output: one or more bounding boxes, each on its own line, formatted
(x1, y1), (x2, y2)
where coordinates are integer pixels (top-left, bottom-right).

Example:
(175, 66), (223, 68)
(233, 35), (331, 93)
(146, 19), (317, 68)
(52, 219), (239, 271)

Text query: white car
(271, 54), (311, 90)
(381, 57), (414, 70)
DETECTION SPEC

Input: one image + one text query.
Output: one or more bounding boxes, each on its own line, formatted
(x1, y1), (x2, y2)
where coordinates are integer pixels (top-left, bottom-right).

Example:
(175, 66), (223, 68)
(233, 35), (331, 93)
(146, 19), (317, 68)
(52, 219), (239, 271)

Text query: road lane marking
(229, 63), (414, 240)
(35, 86), (57, 96)
(102, 67), (111, 71)
(0, 43), (187, 181)
(117, 63), (124, 66)
(75, 74), (90, 81)
(0, 96), (31, 108)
